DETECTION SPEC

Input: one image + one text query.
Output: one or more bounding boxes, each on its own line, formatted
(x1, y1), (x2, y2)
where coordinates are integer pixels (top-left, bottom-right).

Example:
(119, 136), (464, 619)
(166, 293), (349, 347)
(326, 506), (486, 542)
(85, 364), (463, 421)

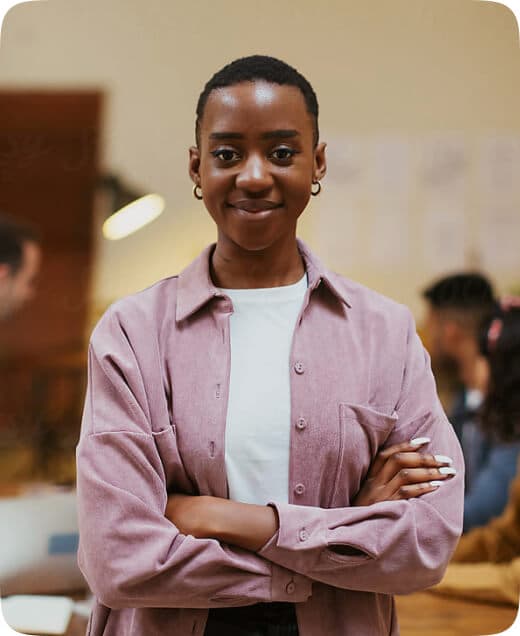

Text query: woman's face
(189, 81), (326, 252)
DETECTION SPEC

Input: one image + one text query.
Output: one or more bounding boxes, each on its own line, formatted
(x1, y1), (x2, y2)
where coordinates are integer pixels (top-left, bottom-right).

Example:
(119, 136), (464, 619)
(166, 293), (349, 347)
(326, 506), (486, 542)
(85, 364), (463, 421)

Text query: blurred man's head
(422, 273), (497, 383)
(0, 214), (41, 321)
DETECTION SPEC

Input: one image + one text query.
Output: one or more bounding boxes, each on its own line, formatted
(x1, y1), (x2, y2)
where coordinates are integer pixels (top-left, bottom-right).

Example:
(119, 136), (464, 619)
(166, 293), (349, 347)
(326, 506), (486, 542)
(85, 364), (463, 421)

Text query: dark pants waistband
(206, 602), (298, 629)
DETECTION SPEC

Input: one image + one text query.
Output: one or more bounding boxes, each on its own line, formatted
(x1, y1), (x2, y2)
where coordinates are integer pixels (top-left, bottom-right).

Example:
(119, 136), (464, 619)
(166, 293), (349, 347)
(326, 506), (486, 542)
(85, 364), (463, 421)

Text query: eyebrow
(209, 129), (300, 140)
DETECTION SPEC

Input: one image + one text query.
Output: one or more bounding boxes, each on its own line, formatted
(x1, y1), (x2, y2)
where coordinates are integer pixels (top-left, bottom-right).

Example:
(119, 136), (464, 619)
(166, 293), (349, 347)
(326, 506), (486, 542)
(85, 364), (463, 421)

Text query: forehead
(201, 81), (313, 137)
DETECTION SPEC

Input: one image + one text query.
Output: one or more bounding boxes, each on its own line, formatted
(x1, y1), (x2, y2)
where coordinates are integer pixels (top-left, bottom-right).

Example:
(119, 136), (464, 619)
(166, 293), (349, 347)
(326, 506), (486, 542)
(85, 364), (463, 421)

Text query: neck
(210, 235), (305, 289)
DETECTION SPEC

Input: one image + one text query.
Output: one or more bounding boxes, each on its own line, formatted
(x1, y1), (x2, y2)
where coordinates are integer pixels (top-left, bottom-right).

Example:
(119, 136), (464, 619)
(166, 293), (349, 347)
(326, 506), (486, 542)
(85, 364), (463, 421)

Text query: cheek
(201, 166), (231, 197)
(284, 176), (311, 207)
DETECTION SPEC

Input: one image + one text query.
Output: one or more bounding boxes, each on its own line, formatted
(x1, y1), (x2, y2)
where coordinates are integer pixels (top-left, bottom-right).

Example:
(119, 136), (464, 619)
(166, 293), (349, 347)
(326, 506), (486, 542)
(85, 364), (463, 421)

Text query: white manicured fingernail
(410, 437), (431, 446)
(434, 455), (453, 464)
(439, 467), (457, 475)
(430, 480), (444, 487)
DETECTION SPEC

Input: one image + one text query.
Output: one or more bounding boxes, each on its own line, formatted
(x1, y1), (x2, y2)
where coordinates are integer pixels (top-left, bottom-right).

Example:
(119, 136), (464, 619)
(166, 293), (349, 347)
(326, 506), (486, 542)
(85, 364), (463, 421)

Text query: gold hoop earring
(193, 184), (203, 200)
(311, 181), (321, 196)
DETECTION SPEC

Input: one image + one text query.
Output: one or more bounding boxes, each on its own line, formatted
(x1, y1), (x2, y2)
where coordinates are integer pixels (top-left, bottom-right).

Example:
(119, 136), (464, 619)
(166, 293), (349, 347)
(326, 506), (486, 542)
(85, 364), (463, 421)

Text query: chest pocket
(330, 402), (398, 507)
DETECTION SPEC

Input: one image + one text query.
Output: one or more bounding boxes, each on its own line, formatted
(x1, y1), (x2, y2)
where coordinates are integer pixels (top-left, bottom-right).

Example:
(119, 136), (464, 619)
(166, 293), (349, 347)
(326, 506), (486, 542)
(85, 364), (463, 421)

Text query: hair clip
(487, 317), (503, 352)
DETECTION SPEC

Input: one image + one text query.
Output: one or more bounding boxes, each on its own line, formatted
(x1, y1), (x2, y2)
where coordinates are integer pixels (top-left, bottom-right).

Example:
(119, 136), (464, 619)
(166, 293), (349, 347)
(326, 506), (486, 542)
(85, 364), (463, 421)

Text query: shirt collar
(176, 238), (351, 322)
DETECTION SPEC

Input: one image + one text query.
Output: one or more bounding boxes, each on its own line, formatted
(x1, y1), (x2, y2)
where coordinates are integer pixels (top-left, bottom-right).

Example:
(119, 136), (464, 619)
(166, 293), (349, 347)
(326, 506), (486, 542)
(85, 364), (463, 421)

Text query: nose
(235, 154), (273, 193)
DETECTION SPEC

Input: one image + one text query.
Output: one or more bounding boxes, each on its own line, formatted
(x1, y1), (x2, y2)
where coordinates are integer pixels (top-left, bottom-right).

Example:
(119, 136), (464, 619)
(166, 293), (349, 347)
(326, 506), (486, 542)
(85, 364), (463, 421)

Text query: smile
(227, 200), (282, 215)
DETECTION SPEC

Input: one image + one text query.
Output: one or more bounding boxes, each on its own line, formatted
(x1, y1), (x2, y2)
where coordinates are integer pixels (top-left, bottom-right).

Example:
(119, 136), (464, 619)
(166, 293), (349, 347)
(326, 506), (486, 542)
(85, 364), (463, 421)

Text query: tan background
(0, 0), (519, 323)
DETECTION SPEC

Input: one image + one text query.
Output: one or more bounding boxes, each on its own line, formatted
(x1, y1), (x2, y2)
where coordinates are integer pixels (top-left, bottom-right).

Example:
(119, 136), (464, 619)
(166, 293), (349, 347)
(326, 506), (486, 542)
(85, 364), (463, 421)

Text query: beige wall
(1, 0), (519, 321)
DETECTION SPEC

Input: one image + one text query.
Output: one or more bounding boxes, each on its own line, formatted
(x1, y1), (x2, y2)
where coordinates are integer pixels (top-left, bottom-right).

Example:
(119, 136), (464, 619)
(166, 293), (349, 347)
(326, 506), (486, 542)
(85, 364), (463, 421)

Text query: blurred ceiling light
(98, 174), (165, 240)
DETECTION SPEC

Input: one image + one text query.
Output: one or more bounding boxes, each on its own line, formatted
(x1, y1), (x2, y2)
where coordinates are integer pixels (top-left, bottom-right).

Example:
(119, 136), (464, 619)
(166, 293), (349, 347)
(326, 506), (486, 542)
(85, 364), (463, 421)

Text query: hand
(352, 438), (456, 506)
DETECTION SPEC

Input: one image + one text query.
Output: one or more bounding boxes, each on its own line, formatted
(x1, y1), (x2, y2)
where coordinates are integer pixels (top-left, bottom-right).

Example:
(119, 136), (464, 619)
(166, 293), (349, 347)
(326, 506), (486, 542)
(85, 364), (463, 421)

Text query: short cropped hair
(195, 55), (319, 147)
(0, 213), (40, 274)
(423, 273), (497, 333)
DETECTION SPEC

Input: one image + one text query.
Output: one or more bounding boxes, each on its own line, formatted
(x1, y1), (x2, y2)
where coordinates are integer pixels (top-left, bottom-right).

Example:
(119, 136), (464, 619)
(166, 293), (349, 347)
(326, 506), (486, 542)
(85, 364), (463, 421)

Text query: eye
(270, 147), (297, 162)
(211, 148), (240, 163)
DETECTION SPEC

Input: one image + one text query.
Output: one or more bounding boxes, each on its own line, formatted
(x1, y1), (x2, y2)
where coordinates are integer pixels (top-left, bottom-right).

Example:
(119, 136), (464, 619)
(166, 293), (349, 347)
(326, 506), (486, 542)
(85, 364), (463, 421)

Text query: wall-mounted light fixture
(98, 174), (165, 240)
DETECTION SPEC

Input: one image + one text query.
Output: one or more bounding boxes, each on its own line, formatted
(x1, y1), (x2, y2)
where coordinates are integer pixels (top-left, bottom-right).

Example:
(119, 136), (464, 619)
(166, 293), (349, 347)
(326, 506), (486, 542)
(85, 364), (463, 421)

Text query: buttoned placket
(287, 281), (317, 505)
(212, 291), (234, 500)
(286, 282), (321, 601)
(285, 279), (324, 556)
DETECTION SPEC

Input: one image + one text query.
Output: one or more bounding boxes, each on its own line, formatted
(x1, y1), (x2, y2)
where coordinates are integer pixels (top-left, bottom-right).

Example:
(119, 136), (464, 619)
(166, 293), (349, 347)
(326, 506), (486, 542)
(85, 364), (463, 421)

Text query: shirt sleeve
(76, 308), (312, 610)
(463, 443), (520, 532)
(258, 309), (465, 595)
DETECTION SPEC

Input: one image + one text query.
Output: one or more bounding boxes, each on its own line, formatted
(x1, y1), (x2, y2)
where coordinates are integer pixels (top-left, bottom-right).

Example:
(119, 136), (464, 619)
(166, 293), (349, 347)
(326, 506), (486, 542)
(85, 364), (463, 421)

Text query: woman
(76, 55), (463, 636)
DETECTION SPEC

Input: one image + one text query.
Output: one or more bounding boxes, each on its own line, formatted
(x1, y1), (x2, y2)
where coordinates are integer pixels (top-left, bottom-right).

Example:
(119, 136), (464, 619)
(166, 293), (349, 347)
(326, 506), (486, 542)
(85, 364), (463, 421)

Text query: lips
(228, 200), (282, 213)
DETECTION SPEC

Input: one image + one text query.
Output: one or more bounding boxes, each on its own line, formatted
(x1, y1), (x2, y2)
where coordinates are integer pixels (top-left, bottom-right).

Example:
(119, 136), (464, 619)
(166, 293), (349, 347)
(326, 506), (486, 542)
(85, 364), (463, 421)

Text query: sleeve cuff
(259, 502), (328, 573)
(270, 563), (313, 602)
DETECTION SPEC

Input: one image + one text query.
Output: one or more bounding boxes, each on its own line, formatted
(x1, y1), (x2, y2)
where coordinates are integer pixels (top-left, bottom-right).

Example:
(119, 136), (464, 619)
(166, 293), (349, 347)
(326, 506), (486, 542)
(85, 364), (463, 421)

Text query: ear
(189, 146), (201, 186)
(313, 141), (327, 182)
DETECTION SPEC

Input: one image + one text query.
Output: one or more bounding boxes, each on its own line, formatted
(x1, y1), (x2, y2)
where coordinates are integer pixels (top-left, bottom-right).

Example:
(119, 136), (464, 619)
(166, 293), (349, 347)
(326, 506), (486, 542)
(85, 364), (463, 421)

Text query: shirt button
(294, 483), (305, 496)
(299, 528), (309, 542)
(296, 417), (307, 430)
(286, 581), (296, 594)
(294, 361), (305, 374)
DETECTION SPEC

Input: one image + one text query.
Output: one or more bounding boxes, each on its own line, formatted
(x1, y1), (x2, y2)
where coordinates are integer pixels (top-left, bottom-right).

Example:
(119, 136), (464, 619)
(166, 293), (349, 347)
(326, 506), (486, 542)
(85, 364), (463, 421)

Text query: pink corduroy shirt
(76, 239), (464, 635)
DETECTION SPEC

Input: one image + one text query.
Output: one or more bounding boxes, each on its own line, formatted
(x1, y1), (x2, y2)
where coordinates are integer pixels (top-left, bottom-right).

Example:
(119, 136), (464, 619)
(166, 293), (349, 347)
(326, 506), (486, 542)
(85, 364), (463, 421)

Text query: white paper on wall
(323, 135), (365, 191)
(364, 138), (412, 267)
(419, 135), (468, 193)
(477, 136), (520, 271)
(417, 136), (469, 272)
(478, 136), (520, 198)
(479, 201), (520, 271)
(422, 196), (466, 273)
(368, 137), (411, 198)
(312, 183), (360, 271)
(370, 200), (411, 268)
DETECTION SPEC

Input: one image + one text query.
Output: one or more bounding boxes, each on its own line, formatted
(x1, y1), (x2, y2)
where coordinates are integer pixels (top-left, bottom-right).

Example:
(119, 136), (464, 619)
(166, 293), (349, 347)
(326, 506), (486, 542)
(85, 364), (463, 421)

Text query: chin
(231, 236), (278, 252)
(222, 225), (286, 253)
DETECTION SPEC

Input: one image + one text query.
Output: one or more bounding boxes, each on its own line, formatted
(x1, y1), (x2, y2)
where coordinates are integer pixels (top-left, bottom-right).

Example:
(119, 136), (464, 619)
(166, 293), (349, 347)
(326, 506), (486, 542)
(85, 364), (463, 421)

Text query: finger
(390, 481), (443, 500)
(376, 452), (453, 485)
(387, 466), (457, 494)
(389, 452), (452, 470)
(366, 437), (433, 479)
(366, 441), (427, 478)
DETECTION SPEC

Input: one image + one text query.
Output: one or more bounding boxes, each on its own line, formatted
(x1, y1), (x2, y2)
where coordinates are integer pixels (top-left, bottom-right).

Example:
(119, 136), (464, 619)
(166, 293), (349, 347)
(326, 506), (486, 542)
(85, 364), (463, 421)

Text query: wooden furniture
(396, 591), (517, 636)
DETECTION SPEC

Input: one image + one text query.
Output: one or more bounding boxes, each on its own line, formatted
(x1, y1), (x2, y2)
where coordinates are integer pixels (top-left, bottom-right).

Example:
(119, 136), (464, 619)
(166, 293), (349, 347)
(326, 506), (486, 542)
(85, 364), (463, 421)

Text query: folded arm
(170, 312), (465, 596)
(179, 410), (463, 595)
(76, 308), (312, 610)
(258, 316), (464, 594)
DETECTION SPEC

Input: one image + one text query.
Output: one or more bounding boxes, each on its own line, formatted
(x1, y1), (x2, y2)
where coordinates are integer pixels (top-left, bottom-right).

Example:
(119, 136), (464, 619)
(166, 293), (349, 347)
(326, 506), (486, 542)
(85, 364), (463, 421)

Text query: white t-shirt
(219, 273), (308, 505)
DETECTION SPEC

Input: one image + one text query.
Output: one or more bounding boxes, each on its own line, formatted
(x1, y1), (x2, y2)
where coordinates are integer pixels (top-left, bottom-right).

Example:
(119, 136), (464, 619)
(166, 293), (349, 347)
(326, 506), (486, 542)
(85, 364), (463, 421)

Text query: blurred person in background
(432, 301), (520, 604)
(422, 273), (520, 531)
(0, 213), (41, 321)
